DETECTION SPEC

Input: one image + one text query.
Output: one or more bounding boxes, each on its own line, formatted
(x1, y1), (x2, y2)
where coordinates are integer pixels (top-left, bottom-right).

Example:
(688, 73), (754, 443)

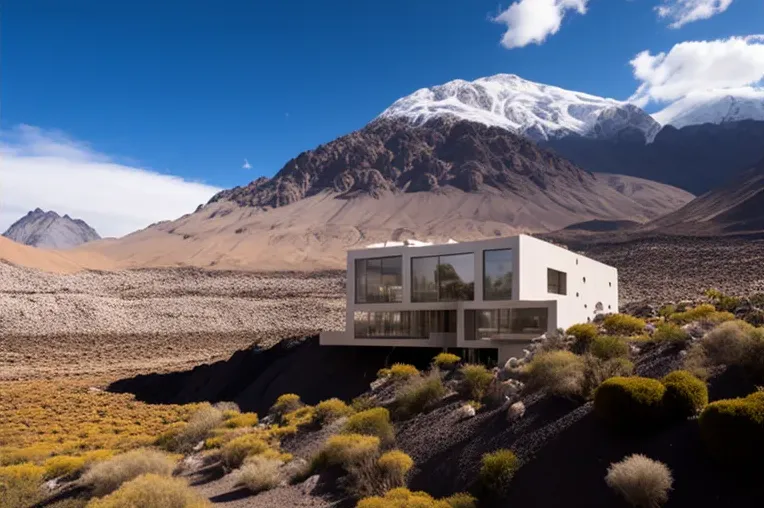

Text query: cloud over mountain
(656, 0), (734, 28)
(493, 0), (588, 49)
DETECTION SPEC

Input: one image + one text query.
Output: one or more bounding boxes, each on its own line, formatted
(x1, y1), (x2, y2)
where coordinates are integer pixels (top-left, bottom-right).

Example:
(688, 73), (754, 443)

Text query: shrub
(658, 304), (676, 319)
(319, 434), (380, 468)
(705, 288), (742, 313)
(348, 450), (414, 498)
(590, 336), (630, 361)
(393, 371), (447, 418)
(442, 492), (478, 508)
(225, 412), (259, 429)
(270, 394), (302, 417)
(160, 404), (223, 452)
(0, 463), (45, 508)
(671, 304), (734, 325)
(682, 343), (710, 380)
(86, 473), (209, 508)
(594, 377), (666, 429)
(232, 455), (283, 493)
(582, 355), (635, 398)
(698, 391), (764, 463)
(433, 353), (461, 370)
(314, 398), (355, 425)
(43, 455), (87, 479)
(389, 363), (420, 380)
(282, 406), (316, 428)
(566, 323), (599, 347)
(653, 323), (690, 343)
(459, 364), (494, 400)
(479, 449), (519, 494)
(661, 371), (708, 418)
(525, 350), (586, 398)
(603, 314), (646, 336)
(377, 368), (392, 379)
(357, 488), (451, 508)
(605, 454), (673, 508)
(82, 449), (176, 497)
(220, 434), (270, 469)
(702, 320), (755, 366)
(343, 408), (395, 446)
(351, 395), (378, 412)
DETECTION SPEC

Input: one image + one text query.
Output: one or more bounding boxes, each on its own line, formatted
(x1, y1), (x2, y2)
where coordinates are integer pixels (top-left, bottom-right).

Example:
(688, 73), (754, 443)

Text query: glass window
(356, 311), (456, 339)
(510, 308), (548, 334)
(484, 249), (513, 300)
(355, 256), (402, 303)
(474, 308), (548, 339)
(547, 268), (567, 295)
(412, 253), (475, 302)
(411, 256), (439, 302)
(354, 312), (369, 338)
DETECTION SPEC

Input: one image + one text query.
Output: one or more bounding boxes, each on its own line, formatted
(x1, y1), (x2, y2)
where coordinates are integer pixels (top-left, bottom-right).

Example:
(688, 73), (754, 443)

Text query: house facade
(320, 235), (618, 363)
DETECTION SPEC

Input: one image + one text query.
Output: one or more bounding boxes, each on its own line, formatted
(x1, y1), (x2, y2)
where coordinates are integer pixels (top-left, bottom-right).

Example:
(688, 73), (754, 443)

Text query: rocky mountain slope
(647, 157), (764, 235)
(653, 88), (764, 128)
(545, 120), (764, 194)
(3, 208), (101, 249)
(379, 74), (661, 142)
(67, 118), (692, 271)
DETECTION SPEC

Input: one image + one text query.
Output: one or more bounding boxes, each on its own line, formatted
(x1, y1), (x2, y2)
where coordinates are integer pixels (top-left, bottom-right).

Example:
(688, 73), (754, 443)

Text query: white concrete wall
(517, 235), (618, 329)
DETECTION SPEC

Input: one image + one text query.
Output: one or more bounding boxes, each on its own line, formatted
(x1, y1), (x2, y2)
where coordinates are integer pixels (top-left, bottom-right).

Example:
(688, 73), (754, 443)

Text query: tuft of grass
(653, 323), (690, 343)
(342, 408), (395, 446)
(433, 353), (461, 370)
(582, 355), (634, 398)
(479, 449), (519, 494)
(603, 314), (646, 336)
(605, 454), (673, 508)
(393, 371), (447, 418)
(85, 473), (210, 508)
(351, 395), (378, 412)
(160, 404), (223, 453)
(348, 450), (414, 498)
(442, 492), (478, 507)
(220, 434), (270, 470)
(318, 434), (380, 469)
(314, 398), (355, 425)
(232, 455), (283, 493)
(525, 350), (586, 398)
(82, 449), (176, 497)
(590, 336), (630, 361)
(270, 394), (302, 418)
(389, 363), (420, 380)
(459, 364), (494, 400)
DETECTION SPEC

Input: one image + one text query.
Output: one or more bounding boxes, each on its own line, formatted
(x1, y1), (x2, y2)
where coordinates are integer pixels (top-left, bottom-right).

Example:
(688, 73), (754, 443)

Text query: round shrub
(393, 372), (447, 418)
(314, 398), (355, 425)
(225, 412), (259, 429)
(82, 449), (176, 497)
(605, 454), (673, 508)
(377, 450), (414, 480)
(702, 320), (755, 366)
(220, 434), (270, 469)
(566, 323), (599, 347)
(357, 488), (452, 508)
(603, 314), (646, 336)
(433, 353), (461, 370)
(459, 364), (494, 400)
(525, 350), (586, 398)
(594, 377), (666, 429)
(389, 363), (420, 380)
(652, 323), (690, 343)
(479, 449), (519, 493)
(698, 391), (764, 463)
(442, 492), (478, 508)
(590, 336), (630, 361)
(661, 370), (708, 418)
(86, 473), (210, 508)
(232, 455), (283, 493)
(270, 394), (302, 417)
(342, 407), (395, 446)
(320, 434), (381, 468)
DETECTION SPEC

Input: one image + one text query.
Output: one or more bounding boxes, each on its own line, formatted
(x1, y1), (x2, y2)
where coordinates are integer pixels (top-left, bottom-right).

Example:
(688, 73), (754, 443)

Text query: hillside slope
(3, 208), (101, 249)
(0, 236), (114, 273)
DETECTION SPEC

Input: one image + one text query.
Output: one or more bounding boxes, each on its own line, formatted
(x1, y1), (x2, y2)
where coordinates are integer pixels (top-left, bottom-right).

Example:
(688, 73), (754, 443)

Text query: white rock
(459, 404), (476, 418)
(507, 401), (526, 421)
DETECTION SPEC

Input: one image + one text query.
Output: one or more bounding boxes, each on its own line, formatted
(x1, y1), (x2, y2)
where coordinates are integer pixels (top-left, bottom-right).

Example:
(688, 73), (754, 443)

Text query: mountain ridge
(3, 209), (101, 249)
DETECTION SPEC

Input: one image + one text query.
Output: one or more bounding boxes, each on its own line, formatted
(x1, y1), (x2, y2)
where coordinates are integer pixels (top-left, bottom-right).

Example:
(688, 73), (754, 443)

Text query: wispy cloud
(656, 0), (733, 28)
(629, 35), (764, 107)
(492, 0), (588, 49)
(242, 158), (252, 170)
(0, 125), (222, 238)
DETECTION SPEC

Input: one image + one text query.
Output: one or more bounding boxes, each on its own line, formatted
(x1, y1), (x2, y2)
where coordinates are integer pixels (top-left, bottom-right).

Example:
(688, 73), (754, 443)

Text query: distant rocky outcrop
(3, 209), (101, 249)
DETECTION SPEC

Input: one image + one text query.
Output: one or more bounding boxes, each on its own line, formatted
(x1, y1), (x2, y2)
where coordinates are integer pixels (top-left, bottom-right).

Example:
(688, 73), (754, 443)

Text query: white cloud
(656, 0), (733, 28)
(629, 35), (764, 107)
(493, 0), (588, 49)
(242, 158), (252, 170)
(0, 125), (222, 238)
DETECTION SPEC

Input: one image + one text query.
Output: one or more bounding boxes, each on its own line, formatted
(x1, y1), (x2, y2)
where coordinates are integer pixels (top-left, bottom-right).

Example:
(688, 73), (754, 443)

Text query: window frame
(547, 268), (567, 295)
(410, 253), (475, 302)
(355, 256), (403, 304)
(483, 248), (514, 301)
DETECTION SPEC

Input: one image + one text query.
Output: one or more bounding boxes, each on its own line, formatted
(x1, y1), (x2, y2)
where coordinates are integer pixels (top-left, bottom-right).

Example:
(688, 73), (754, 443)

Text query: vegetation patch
(318, 434), (381, 469)
(86, 473), (210, 508)
(82, 449), (176, 497)
(594, 377), (666, 430)
(433, 353), (461, 370)
(43, 455), (87, 480)
(389, 363), (420, 380)
(270, 394), (303, 418)
(605, 454), (673, 508)
(582, 355), (634, 398)
(224, 412), (259, 429)
(314, 398), (355, 425)
(232, 455), (283, 493)
(603, 314), (646, 336)
(661, 370), (708, 418)
(459, 364), (495, 400)
(342, 408), (395, 446)
(590, 336), (630, 361)
(652, 323), (690, 343)
(220, 434), (270, 469)
(347, 449), (414, 498)
(479, 449), (519, 494)
(0, 463), (45, 508)
(393, 371), (447, 418)
(357, 487), (476, 508)
(699, 391), (764, 463)
(670, 304), (733, 325)
(566, 323), (598, 349)
(525, 350), (586, 398)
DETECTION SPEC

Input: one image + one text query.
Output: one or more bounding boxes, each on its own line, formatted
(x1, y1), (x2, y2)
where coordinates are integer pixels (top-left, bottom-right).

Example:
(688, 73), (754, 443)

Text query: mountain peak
(653, 88), (764, 128)
(378, 74), (656, 142)
(3, 210), (101, 249)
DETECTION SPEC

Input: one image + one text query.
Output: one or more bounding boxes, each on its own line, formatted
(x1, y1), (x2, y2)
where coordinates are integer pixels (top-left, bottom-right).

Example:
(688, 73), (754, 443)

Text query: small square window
(547, 268), (567, 295)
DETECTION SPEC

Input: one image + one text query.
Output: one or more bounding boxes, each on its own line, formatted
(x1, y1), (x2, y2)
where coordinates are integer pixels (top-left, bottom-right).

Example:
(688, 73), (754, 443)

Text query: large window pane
(510, 308), (548, 334)
(484, 249), (513, 301)
(547, 268), (567, 295)
(438, 253), (475, 301)
(355, 256), (402, 303)
(412, 256), (438, 302)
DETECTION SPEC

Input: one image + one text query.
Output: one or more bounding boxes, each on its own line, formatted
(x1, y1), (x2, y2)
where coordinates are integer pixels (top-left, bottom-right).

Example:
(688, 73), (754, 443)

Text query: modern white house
(320, 234), (618, 363)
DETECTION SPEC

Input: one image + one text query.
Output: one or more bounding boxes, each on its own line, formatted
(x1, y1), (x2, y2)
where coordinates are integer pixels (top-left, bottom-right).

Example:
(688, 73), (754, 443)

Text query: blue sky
(2, 0), (763, 236)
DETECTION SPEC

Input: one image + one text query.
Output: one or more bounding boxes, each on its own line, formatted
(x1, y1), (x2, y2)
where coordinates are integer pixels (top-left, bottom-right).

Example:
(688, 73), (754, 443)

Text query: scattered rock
(507, 401), (526, 421)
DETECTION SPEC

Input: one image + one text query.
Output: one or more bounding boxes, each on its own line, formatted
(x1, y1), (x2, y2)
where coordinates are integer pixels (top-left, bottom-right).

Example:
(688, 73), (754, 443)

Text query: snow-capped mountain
(378, 74), (661, 142)
(653, 88), (764, 128)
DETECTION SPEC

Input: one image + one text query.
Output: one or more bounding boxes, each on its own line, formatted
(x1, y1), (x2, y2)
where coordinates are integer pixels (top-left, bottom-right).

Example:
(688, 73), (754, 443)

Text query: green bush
(603, 314), (646, 336)
(389, 363), (420, 380)
(343, 408), (395, 446)
(590, 336), (630, 361)
(653, 323), (690, 343)
(525, 350), (586, 398)
(661, 370), (708, 418)
(698, 391), (764, 463)
(314, 398), (355, 425)
(594, 377), (666, 429)
(479, 449), (519, 494)
(566, 323), (599, 346)
(393, 371), (447, 418)
(459, 364), (494, 400)
(433, 353), (461, 370)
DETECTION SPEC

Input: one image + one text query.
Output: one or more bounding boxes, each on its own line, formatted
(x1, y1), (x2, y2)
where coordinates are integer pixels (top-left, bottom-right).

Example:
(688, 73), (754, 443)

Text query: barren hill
(71, 118), (692, 271)
(3, 208), (101, 249)
(0, 236), (115, 273)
